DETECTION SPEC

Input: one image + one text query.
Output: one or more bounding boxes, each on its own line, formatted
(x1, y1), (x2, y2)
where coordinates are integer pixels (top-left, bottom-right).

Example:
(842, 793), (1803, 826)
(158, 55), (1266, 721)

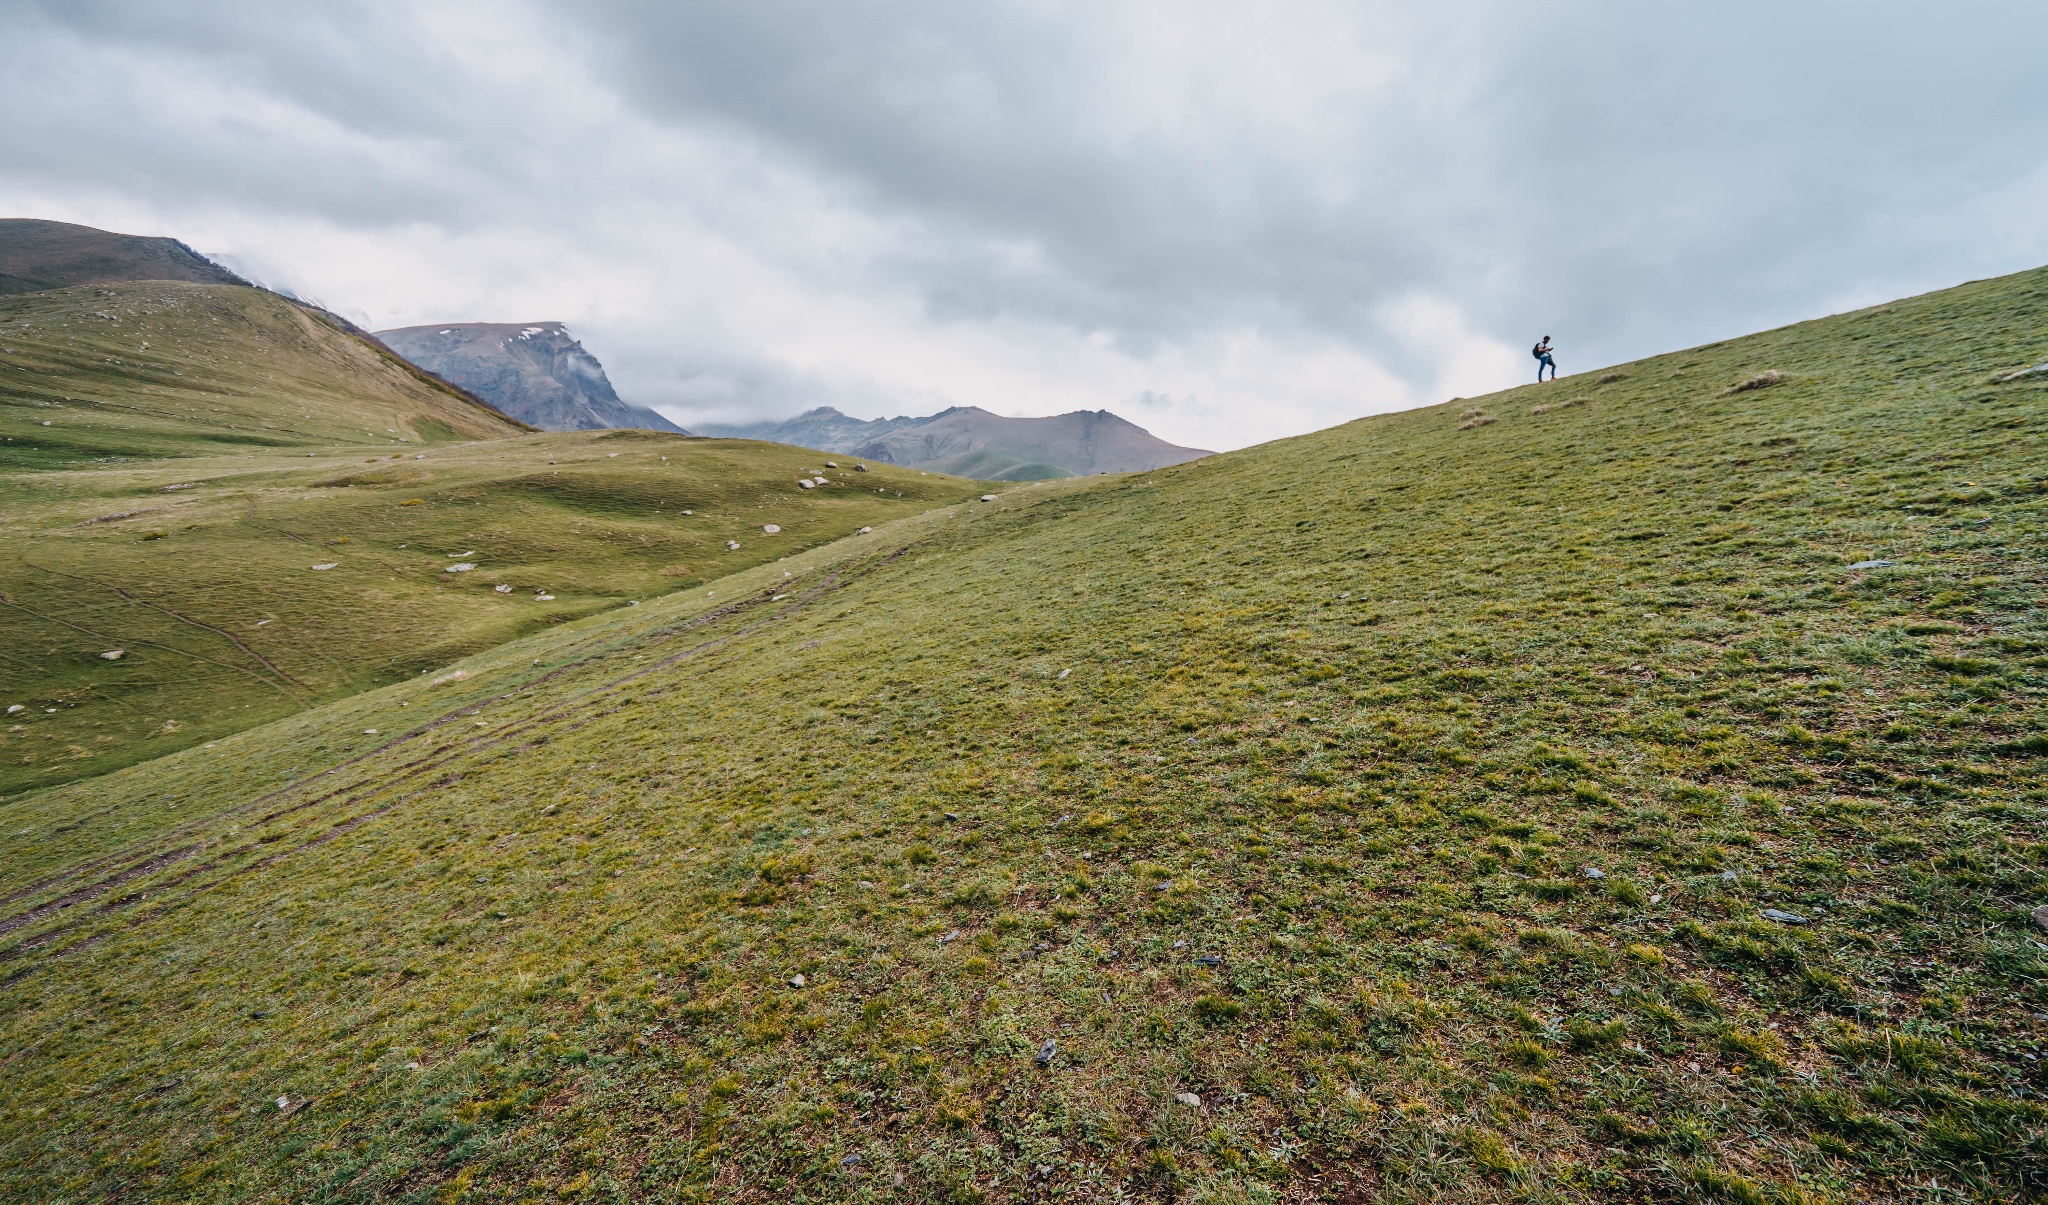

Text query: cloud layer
(4, 0), (2045, 449)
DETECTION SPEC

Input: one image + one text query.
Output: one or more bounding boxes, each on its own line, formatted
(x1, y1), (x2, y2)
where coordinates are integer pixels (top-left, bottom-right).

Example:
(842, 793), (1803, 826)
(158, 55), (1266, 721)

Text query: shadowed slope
(0, 218), (248, 296)
(1, 267), (2046, 1203)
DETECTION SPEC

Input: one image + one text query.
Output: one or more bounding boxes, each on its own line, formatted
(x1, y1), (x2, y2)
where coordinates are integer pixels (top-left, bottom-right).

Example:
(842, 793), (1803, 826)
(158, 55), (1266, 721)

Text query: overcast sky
(5, 1), (2045, 449)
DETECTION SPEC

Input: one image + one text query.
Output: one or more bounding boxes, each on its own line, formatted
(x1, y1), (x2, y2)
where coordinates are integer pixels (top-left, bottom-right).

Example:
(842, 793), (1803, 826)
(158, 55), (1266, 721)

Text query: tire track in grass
(0, 545), (900, 963)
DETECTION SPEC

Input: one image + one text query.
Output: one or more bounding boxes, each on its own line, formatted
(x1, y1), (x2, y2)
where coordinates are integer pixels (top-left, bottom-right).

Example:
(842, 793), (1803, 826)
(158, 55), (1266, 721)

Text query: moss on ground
(2, 267), (2047, 1202)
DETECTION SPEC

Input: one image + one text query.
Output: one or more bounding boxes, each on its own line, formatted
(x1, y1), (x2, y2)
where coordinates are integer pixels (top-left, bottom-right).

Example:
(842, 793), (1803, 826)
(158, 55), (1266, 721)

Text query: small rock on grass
(1582, 866), (1605, 879)
(1035, 1039), (1057, 1067)
(2030, 904), (2048, 931)
(789, 973), (806, 988)
(1846, 559), (1895, 571)
(1761, 908), (1809, 925)
(980, 494), (998, 502)
(100, 650), (124, 660)
(839, 1153), (863, 1169)
(1175, 1092), (1202, 1108)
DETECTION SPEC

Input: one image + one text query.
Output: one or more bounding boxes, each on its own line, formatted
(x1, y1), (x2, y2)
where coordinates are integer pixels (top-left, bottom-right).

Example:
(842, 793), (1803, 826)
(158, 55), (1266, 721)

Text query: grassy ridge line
(0, 483), (1067, 907)
(0, 281), (524, 464)
(1, 267), (2046, 1202)
(0, 428), (979, 796)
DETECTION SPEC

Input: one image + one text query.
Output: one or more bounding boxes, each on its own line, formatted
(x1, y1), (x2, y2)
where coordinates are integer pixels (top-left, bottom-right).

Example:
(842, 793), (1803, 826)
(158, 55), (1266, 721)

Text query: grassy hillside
(2, 266), (2047, 1205)
(0, 432), (976, 796)
(0, 280), (524, 466)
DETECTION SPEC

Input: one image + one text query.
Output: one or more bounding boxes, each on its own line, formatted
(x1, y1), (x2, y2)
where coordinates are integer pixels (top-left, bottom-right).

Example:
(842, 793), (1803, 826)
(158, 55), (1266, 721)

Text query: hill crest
(0, 217), (248, 295)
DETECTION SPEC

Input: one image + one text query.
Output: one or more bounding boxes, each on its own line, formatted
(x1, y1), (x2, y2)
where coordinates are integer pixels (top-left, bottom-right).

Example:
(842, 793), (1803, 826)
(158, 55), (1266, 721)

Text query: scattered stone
(839, 1153), (863, 1169)
(763, 524), (780, 533)
(444, 563), (476, 573)
(1175, 1092), (1202, 1107)
(161, 482), (194, 491)
(726, 540), (741, 550)
(1035, 1039), (1057, 1067)
(939, 929), (960, 944)
(1997, 362), (2048, 383)
(826, 461), (839, 468)
(789, 973), (806, 988)
(5, 705), (22, 714)
(943, 812), (958, 821)
(1720, 870), (1738, 882)
(858, 526), (873, 534)
(1172, 940), (1186, 949)
(1650, 893), (1663, 905)
(277, 1096), (290, 1111)
(311, 562), (338, 570)
(1195, 955), (1222, 967)
(798, 480), (815, 489)
(1723, 369), (1784, 395)
(1583, 866), (1605, 880)
(1761, 908), (1809, 925)
(405, 1061), (421, 1070)
(1846, 559), (1894, 571)
(854, 463), (868, 472)
(495, 584), (512, 593)
(535, 594), (555, 601)
(980, 494), (997, 502)
(100, 650), (124, 660)
(1057, 668), (1071, 679)
(2032, 904), (2048, 931)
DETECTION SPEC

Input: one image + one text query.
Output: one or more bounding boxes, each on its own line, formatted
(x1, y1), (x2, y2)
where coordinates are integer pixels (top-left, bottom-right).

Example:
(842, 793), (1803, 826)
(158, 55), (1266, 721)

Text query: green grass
(0, 281), (982, 795)
(0, 280), (525, 463)
(2, 265), (2047, 1203)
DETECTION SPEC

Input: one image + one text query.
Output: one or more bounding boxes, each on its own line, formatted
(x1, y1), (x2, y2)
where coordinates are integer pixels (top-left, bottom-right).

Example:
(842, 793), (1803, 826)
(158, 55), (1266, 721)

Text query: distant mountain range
(698, 405), (1209, 480)
(0, 218), (249, 295)
(376, 322), (685, 434)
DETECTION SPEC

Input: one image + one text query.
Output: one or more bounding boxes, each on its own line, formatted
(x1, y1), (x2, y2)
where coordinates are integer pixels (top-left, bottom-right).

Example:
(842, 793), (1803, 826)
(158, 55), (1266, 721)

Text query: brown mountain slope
(0, 218), (248, 296)
(852, 405), (1210, 475)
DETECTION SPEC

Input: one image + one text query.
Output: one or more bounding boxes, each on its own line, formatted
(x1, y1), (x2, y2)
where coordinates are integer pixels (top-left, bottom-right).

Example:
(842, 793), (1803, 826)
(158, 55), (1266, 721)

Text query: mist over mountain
(698, 405), (1208, 479)
(377, 322), (686, 434)
(0, 218), (248, 296)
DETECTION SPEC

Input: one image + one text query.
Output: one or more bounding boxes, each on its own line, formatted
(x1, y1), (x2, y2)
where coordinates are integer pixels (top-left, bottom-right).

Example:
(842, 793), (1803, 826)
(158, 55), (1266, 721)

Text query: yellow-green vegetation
(0, 436), (976, 796)
(4, 265), (2048, 1203)
(0, 281), (977, 794)
(0, 280), (526, 461)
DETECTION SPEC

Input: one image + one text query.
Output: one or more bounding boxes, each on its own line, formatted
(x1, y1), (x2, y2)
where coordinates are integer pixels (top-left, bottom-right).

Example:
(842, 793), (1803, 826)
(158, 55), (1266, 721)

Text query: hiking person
(1533, 336), (1557, 382)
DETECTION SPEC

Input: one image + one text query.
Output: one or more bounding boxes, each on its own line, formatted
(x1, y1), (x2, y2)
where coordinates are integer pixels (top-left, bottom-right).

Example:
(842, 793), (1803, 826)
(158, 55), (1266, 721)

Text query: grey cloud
(2, 0), (2045, 446)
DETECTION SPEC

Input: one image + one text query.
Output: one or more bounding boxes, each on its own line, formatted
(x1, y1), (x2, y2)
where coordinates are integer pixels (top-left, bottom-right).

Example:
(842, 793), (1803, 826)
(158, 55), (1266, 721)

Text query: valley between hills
(2, 254), (2047, 1203)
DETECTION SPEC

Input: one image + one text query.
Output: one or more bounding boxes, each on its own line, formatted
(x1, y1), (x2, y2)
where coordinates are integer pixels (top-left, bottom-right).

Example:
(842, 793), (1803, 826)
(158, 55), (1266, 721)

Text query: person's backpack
(1531, 342), (1545, 359)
